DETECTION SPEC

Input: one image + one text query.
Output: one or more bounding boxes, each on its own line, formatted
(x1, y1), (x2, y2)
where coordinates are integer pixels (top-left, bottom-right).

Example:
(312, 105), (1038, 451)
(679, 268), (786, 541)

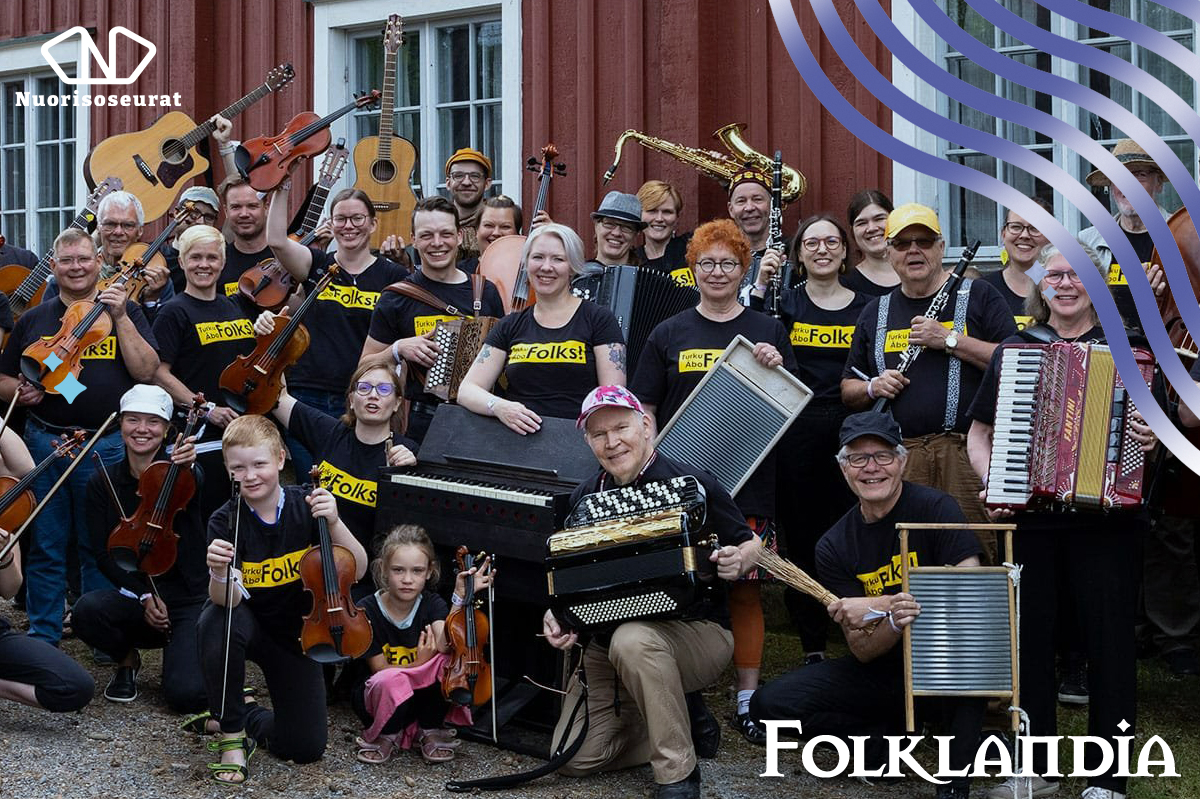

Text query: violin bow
(0, 381), (22, 436)
(0, 413), (119, 561)
(487, 553), (498, 743)
(219, 478), (243, 722)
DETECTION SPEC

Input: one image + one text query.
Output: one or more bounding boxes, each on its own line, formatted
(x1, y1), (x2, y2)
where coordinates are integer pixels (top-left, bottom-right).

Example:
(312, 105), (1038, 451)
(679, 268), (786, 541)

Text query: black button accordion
(546, 475), (717, 632)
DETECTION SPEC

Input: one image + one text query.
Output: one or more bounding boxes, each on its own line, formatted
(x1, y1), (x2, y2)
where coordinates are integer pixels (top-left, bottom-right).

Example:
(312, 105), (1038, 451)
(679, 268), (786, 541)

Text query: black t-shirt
(1107, 228), (1155, 333)
(152, 293), (255, 417)
(0, 292), (12, 332)
(288, 254), (408, 394)
(569, 453), (753, 627)
(840, 267), (897, 297)
(484, 300), (625, 419)
(367, 270), (505, 403)
(816, 482), (980, 601)
(634, 233), (695, 288)
(0, 297), (158, 429)
(287, 401), (417, 556)
(631, 307), (797, 518)
(358, 590), (450, 666)
(86, 454), (208, 605)
(979, 269), (1034, 332)
(207, 485), (320, 649)
(843, 279), (1016, 436)
(219, 243), (274, 318)
(0, 241), (38, 269)
(162, 243), (185, 295)
(775, 287), (870, 401)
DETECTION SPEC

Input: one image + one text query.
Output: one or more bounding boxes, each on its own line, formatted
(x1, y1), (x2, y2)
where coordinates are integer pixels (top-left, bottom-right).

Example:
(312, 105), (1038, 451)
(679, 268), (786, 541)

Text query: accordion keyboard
(985, 347), (1043, 507)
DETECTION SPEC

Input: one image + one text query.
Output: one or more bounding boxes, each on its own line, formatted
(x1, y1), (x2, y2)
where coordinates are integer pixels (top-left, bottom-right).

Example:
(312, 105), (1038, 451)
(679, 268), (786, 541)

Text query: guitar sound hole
(371, 160), (397, 183)
(161, 138), (187, 164)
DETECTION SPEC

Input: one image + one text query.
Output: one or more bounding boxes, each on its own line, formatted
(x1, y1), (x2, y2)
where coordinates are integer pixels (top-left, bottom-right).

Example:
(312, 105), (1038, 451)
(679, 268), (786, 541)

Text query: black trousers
(351, 681), (447, 734)
(775, 403), (856, 653)
(1016, 519), (1139, 794)
(197, 601), (327, 763)
(751, 653), (984, 774)
(72, 589), (207, 713)
(0, 628), (94, 711)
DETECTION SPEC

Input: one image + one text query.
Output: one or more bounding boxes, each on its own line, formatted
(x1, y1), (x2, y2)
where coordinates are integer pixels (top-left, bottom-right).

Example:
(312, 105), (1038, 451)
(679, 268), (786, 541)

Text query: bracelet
(139, 592), (153, 603)
(451, 593), (467, 607)
(391, 340), (402, 365)
(866, 377), (876, 400)
(888, 612), (902, 635)
(486, 397), (498, 415)
(0, 555), (14, 570)
(209, 567), (228, 584)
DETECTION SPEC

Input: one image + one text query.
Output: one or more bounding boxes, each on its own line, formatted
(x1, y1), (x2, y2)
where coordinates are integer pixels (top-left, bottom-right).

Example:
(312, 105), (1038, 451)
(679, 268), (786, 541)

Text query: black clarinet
(872, 240), (981, 413)
(765, 150), (789, 319)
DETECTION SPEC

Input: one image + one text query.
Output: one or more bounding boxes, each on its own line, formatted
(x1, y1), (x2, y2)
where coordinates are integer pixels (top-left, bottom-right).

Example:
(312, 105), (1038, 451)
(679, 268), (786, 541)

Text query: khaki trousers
(555, 619), (733, 784)
(902, 431), (996, 563)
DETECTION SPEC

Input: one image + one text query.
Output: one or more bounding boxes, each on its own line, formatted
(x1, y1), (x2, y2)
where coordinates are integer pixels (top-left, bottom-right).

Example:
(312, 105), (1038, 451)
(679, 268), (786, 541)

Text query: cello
(239, 139), (350, 312)
(106, 395), (208, 576)
(442, 546), (492, 707)
(218, 263), (341, 414)
(298, 467), (372, 663)
(479, 143), (567, 313)
(235, 91), (380, 192)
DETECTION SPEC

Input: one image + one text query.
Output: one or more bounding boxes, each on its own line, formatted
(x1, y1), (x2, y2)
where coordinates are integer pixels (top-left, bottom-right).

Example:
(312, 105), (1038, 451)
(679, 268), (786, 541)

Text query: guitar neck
(377, 54), (397, 160)
(180, 81), (274, 151)
(14, 206), (98, 304)
(298, 182), (335, 237)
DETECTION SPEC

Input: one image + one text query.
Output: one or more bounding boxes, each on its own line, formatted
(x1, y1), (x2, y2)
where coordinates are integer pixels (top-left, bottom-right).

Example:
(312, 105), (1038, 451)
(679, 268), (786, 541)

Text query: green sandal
(207, 735), (257, 785)
(180, 711), (213, 734)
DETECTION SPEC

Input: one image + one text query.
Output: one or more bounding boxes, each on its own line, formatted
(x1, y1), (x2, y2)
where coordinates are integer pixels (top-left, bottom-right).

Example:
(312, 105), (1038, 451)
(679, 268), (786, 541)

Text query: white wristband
(218, 139), (239, 156)
(209, 567), (228, 584)
(866, 377), (876, 400)
(391, 340), (402, 365)
(451, 593), (467, 607)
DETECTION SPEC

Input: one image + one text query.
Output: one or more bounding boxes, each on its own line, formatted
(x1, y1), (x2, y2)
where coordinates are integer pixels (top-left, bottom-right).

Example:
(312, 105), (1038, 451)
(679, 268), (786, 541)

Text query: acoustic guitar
(84, 64), (295, 222)
(352, 14), (419, 249)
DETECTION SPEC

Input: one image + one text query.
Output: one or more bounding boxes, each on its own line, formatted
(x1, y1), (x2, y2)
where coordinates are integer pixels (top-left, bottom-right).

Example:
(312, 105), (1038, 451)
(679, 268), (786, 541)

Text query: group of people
(0, 127), (1191, 799)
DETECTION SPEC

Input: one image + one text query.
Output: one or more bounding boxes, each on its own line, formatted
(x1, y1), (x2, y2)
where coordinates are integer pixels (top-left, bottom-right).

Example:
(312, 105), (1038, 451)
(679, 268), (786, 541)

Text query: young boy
(195, 415), (368, 785)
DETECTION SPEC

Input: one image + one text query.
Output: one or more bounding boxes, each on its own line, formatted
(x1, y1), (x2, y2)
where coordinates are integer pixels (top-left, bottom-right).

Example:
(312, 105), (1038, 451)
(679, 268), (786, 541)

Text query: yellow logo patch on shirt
(240, 548), (307, 589)
(508, 341), (587, 364)
(1107, 263), (1127, 286)
(670, 267), (697, 288)
(790, 323), (854, 349)
(195, 318), (255, 345)
(382, 643), (420, 667)
(883, 321), (957, 353)
(223, 281), (240, 297)
(317, 461), (377, 508)
(414, 315), (459, 337)
(318, 284), (380, 311)
(856, 552), (919, 596)
(38, 335), (117, 360)
(677, 349), (723, 373)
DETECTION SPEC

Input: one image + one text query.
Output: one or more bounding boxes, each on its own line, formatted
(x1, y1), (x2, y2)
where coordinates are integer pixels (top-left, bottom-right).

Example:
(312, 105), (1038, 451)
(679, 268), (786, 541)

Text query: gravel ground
(0, 604), (905, 799)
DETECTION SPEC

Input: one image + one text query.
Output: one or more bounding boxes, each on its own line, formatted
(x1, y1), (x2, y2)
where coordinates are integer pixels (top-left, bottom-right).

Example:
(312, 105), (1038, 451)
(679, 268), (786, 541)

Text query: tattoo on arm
(474, 344), (492, 365)
(608, 344), (627, 374)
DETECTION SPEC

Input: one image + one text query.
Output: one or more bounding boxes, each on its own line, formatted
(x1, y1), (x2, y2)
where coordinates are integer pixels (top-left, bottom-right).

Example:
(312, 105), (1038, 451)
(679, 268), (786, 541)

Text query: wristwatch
(944, 332), (959, 351)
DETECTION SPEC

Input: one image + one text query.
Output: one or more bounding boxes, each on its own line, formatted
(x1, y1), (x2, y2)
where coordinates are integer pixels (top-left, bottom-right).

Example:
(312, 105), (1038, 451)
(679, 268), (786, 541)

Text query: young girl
(353, 525), (492, 765)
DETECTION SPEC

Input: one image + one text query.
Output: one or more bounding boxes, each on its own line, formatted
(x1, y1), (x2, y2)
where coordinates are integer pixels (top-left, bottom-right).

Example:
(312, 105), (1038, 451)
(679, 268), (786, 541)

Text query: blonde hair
(221, 415), (284, 460)
(637, 180), (683, 216)
(176, 224), (226, 265)
(372, 525), (441, 590)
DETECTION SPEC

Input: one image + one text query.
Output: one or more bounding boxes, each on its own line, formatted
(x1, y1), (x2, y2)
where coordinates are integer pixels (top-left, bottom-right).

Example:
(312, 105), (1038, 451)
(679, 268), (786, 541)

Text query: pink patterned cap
(576, 385), (646, 429)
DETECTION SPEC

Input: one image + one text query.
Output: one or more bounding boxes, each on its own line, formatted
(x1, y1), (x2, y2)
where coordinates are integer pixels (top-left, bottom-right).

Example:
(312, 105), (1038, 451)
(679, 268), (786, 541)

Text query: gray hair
(521, 223), (587, 276)
(97, 190), (145, 227)
(835, 443), (908, 463)
(1022, 241), (1106, 325)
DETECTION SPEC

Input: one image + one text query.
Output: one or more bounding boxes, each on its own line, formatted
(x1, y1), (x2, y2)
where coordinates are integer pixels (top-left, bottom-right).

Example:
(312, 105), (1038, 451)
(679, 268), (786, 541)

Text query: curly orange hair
(685, 218), (752, 272)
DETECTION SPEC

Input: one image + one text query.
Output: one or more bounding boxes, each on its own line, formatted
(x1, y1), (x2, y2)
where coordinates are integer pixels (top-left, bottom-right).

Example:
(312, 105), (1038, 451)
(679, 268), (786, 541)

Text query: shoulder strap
(384, 279), (468, 317)
(469, 273), (485, 316)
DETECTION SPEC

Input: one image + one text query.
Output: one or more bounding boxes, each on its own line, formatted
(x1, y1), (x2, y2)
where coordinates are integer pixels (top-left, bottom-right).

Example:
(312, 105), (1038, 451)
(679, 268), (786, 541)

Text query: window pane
(37, 211), (59, 253)
(437, 26), (471, 103)
(475, 104), (502, 183)
(1000, 148), (1053, 206)
(949, 153), (998, 248)
(62, 142), (74, 206)
(946, 56), (996, 138)
(1143, 1), (1189, 32)
(1081, 0), (1130, 39)
(1152, 140), (1193, 214)
(398, 32), (420, 108)
(998, 0), (1051, 48)
(3, 83), (25, 144)
(356, 114), (380, 140)
(1003, 52), (1052, 145)
(945, 1), (995, 50)
(38, 144), (59, 206)
(1137, 39), (1191, 137)
(2, 149), (25, 207)
(476, 22), (502, 99)
(438, 107), (471, 172)
(36, 77), (60, 140)
(1078, 43), (1132, 140)
(397, 111), (420, 143)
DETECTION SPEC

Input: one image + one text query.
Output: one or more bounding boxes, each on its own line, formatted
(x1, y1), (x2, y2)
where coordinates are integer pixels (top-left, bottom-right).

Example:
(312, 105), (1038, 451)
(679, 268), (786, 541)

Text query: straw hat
(1085, 139), (1165, 187)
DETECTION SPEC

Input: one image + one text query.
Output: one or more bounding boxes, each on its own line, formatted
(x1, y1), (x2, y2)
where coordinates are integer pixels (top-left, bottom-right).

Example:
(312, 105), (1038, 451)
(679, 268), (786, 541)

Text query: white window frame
(0, 34), (90, 254)
(893, 0), (1198, 263)
(311, 0), (522, 206)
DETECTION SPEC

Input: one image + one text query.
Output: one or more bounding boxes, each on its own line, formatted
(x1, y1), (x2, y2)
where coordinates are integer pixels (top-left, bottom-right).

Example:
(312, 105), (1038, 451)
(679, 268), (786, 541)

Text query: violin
(99, 201), (197, 302)
(298, 466), (372, 663)
(442, 546), (492, 707)
(239, 139), (349, 312)
(235, 91), (380, 192)
(0, 431), (86, 534)
(219, 263), (341, 414)
(106, 395), (208, 576)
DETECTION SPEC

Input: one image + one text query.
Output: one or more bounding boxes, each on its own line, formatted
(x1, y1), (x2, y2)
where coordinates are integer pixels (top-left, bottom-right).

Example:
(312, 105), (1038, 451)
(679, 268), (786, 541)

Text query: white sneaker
(1080, 788), (1125, 799)
(986, 775), (1060, 799)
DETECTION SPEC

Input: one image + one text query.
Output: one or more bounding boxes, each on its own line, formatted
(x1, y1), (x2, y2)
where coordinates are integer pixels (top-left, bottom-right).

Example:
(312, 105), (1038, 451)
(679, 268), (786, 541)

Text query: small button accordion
(424, 317), (498, 402)
(546, 476), (714, 631)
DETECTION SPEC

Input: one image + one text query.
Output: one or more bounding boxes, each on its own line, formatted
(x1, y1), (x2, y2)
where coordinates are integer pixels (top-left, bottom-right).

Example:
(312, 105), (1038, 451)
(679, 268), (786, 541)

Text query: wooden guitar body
(353, 135), (418, 248)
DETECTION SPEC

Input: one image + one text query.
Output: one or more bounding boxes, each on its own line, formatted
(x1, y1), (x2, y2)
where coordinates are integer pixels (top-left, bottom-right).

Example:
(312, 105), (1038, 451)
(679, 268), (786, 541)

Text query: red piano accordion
(984, 341), (1156, 511)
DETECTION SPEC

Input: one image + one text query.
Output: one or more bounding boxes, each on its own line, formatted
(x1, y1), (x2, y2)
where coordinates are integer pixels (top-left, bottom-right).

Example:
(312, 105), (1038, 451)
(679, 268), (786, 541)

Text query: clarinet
(871, 240), (981, 413)
(765, 150), (789, 319)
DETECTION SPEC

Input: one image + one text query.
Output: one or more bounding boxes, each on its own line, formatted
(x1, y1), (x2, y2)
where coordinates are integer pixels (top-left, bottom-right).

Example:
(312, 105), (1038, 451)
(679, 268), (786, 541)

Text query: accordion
(985, 341), (1156, 511)
(593, 265), (699, 376)
(424, 317), (498, 402)
(546, 476), (714, 631)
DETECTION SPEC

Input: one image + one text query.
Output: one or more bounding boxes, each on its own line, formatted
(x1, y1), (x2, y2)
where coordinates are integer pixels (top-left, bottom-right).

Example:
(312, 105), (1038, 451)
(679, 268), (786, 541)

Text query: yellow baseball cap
(886, 203), (942, 239)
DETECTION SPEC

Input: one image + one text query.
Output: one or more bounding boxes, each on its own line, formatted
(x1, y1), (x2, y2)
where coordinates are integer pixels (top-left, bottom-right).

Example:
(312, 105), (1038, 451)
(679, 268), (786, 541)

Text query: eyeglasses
(841, 450), (897, 468)
(448, 171), (486, 184)
(598, 219), (637, 235)
(1003, 222), (1041, 237)
(801, 236), (844, 252)
(888, 236), (940, 251)
(54, 255), (95, 266)
(355, 381), (396, 397)
(1043, 270), (1082, 285)
(695, 259), (741, 274)
(99, 221), (138, 231)
(189, 211), (219, 224)
(333, 214), (369, 227)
